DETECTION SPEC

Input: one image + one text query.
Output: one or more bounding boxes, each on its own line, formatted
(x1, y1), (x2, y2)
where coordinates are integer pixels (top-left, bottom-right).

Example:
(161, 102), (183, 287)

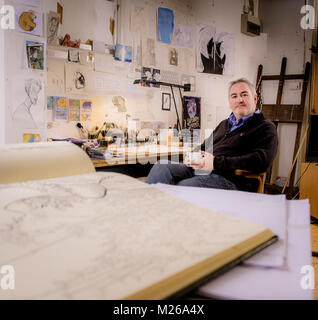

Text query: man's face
(229, 82), (257, 120)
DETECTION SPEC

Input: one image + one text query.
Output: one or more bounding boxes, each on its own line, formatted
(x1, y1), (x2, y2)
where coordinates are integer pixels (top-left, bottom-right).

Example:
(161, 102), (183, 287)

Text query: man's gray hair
(228, 78), (256, 96)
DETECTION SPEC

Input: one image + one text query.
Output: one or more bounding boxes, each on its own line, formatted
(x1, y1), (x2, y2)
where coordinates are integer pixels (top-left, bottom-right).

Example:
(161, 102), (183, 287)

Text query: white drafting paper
(94, 53), (116, 74)
(142, 38), (155, 67)
(15, 6), (43, 37)
(172, 24), (194, 50)
(47, 58), (65, 95)
(130, 5), (146, 32)
(11, 75), (45, 130)
(197, 200), (313, 300)
(196, 24), (235, 76)
(65, 63), (92, 95)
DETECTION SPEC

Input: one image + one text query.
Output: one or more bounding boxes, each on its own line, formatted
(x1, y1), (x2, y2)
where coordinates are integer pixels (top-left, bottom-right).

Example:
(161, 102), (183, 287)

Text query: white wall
(0, 0), (5, 144)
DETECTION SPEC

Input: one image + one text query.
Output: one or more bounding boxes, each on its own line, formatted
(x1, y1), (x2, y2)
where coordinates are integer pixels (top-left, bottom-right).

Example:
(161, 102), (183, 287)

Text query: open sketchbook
(0, 172), (277, 299)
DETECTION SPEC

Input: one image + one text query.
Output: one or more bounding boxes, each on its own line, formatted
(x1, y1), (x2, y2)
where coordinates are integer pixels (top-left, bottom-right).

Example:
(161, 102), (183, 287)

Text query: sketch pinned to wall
(169, 48), (178, 66)
(47, 59), (65, 94)
(94, 53), (116, 74)
(68, 99), (80, 121)
(15, 6), (43, 36)
(142, 38), (155, 67)
(47, 11), (60, 45)
(14, 0), (42, 8)
(172, 24), (194, 50)
(115, 44), (132, 62)
(196, 24), (235, 75)
(25, 40), (45, 70)
(157, 7), (174, 44)
(130, 5), (146, 33)
(65, 63), (91, 95)
(54, 97), (68, 121)
(182, 96), (201, 130)
(80, 51), (95, 67)
(112, 96), (127, 113)
(68, 49), (80, 63)
(23, 133), (41, 143)
(181, 74), (196, 92)
(12, 76), (45, 129)
(81, 99), (92, 121)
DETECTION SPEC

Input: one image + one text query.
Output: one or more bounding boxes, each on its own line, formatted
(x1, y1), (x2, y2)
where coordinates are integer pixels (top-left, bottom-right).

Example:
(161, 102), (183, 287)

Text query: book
(0, 166), (277, 300)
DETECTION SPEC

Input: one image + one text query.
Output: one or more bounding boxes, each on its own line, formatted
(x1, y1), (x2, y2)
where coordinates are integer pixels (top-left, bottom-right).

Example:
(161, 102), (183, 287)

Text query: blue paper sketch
(157, 8), (174, 44)
(115, 44), (132, 62)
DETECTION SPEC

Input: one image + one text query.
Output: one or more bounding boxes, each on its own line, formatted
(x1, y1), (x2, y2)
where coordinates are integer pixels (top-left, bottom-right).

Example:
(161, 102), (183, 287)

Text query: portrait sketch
(47, 12), (60, 45)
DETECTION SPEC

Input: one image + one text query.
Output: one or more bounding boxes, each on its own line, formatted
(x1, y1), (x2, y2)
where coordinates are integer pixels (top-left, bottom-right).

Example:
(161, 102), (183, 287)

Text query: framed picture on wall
(162, 93), (171, 111)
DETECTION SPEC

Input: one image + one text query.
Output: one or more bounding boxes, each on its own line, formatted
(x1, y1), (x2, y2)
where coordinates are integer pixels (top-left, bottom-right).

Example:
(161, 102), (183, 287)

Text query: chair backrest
(235, 169), (266, 193)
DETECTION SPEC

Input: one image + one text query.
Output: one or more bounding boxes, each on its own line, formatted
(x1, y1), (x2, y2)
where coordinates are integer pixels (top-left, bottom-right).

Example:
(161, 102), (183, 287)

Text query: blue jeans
(146, 162), (237, 190)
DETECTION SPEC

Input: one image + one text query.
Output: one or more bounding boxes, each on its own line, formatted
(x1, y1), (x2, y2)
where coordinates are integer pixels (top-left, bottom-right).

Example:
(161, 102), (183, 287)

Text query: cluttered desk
(0, 142), (316, 300)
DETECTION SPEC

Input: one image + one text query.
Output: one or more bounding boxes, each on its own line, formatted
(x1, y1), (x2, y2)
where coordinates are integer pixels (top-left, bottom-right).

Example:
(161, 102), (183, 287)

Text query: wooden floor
(311, 224), (318, 300)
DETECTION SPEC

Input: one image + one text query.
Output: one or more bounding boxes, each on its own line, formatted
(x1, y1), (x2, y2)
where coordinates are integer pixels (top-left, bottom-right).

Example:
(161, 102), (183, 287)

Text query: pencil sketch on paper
(172, 24), (194, 50)
(142, 38), (155, 66)
(196, 24), (235, 75)
(0, 171), (268, 300)
(12, 78), (44, 129)
(47, 59), (65, 94)
(47, 11), (60, 46)
(65, 64), (91, 94)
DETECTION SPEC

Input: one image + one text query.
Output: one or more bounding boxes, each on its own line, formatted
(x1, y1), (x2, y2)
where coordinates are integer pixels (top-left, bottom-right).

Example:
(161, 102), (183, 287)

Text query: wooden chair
(235, 169), (266, 193)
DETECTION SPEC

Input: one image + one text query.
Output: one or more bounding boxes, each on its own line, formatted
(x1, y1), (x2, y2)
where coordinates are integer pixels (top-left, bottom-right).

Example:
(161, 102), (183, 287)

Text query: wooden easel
(256, 57), (311, 189)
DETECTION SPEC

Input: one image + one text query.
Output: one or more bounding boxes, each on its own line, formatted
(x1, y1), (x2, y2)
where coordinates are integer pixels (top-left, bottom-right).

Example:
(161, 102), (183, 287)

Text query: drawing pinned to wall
(47, 59), (65, 94)
(12, 77), (44, 129)
(112, 96), (126, 113)
(157, 7), (174, 44)
(23, 133), (41, 143)
(54, 96), (68, 121)
(182, 96), (201, 130)
(172, 24), (194, 50)
(197, 24), (235, 75)
(47, 11), (60, 45)
(142, 38), (155, 67)
(169, 48), (178, 66)
(162, 93), (171, 111)
(181, 74), (196, 92)
(65, 64), (91, 95)
(15, 6), (42, 36)
(81, 99), (92, 122)
(130, 5), (146, 33)
(14, 0), (42, 8)
(68, 99), (80, 121)
(25, 40), (45, 70)
(68, 49), (80, 63)
(115, 44), (132, 62)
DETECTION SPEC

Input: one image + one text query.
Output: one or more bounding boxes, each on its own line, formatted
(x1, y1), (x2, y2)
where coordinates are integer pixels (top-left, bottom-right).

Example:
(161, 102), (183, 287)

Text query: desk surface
(91, 144), (190, 168)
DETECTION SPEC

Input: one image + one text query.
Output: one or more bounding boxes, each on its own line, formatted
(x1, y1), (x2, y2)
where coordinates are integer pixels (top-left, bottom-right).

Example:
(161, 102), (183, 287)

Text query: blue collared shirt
(228, 110), (260, 132)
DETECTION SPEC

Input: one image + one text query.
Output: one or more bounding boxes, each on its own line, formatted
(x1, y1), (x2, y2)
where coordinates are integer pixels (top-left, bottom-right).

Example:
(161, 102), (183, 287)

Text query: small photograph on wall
(196, 24), (234, 75)
(141, 66), (152, 87)
(182, 96), (201, 130)
(115, 44), (132, 62)
(26, 40), (45, 70)
(151, 69), (161, 88)
(169, 48), (178, 66)
(162, 93), (171, 111)
(15, 6), (43, 36)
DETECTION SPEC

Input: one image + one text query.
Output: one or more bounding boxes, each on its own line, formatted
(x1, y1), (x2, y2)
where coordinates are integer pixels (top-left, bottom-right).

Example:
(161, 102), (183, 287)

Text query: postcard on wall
(11, 75), (45, 130)
(81, 99), (92, 122)
(14, 0), (42, 8)
(47, 11), (60, 46)
(169, 48), (178, 66)
(196, 24), (235, 76)
(115, 44), (132, 62)
(172, 24), (194, 50)
(47, 96), (54, 110)
(157, 7), (174, 44)
(25, 40), (45, 70)
(15, 6), (43, 37)
(65, 63), (91, 95)
(68, 99), (80, 122)
(23, 133), (41, 143)
(54, 96), (68, 121)
(182, 96), (201, 130)
(181, 74), (196, 92)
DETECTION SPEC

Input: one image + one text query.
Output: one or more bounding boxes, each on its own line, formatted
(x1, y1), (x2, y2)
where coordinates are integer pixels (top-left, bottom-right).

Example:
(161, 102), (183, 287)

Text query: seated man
(146, 78), (278, 192)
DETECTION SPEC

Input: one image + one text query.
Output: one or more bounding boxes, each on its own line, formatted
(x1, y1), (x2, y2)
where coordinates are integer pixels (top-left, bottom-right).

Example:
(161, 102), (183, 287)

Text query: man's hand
(184, 151), (214, 172)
